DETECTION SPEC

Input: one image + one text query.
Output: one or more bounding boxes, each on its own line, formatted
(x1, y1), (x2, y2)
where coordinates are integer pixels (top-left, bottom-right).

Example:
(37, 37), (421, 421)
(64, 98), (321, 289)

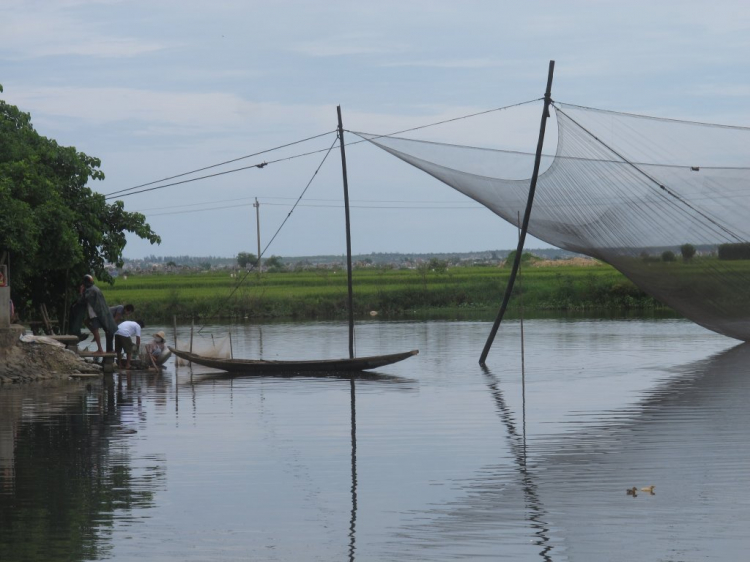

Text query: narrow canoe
(169, 347), (418, 374)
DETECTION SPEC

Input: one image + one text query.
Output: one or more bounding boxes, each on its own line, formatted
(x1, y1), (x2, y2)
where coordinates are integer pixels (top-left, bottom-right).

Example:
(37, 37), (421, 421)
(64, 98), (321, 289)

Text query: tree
(504, 251), (536, 267)
(428, 257), (448, 273)
(264, 255), (284, 272)
(237, 251), (257, 268)
(680, 244), (696, 261)
(661, 250), (676, 262)
(0, 86), (160, 324)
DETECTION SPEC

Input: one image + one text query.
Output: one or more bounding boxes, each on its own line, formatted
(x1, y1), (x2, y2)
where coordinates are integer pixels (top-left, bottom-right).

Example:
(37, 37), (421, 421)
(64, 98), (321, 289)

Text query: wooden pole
(189, 316), (194, 369)
(337, 105), (355, 359)
(229, 330), (234, 359)
(479, 60), (555, 365)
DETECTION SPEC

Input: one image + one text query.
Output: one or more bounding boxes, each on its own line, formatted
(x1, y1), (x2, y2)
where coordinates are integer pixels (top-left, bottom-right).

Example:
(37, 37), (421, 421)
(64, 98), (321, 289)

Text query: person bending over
(115, 319), (145, 369)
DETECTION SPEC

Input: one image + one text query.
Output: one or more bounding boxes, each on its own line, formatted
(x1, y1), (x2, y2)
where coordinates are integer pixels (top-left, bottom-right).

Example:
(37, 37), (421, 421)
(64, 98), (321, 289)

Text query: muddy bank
(0, 327), (102, 384)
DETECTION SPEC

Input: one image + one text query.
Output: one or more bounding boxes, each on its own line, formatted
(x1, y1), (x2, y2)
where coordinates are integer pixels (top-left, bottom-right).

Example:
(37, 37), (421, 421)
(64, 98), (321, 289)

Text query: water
(1, 318), (749, 561)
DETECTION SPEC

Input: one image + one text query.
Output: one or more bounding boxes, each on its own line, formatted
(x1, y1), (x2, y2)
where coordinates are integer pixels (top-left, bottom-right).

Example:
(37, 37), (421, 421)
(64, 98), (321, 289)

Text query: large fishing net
(356, 103), (750, 341)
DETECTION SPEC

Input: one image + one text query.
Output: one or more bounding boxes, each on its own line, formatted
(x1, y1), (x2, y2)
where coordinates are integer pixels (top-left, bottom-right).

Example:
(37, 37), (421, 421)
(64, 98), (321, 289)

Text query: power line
(197, 136), (339, 332)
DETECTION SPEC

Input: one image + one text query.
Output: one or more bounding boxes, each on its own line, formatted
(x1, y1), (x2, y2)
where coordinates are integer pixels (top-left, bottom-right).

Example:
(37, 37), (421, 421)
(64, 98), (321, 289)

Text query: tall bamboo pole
(337, 106), (355, 359)
(479, 60), (555, 365)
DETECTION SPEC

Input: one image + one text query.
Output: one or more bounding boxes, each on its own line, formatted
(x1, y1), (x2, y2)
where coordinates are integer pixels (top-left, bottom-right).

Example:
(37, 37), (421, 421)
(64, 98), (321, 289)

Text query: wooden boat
(169, 347), (418, 374)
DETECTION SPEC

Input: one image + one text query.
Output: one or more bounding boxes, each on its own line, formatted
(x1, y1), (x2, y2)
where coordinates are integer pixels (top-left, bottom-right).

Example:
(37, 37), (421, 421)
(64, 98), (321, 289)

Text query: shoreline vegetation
(101, 258), (677, 323)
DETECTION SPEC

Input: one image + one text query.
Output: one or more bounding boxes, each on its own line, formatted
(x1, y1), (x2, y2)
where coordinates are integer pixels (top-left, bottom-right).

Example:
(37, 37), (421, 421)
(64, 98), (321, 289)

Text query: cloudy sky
(3, 0), (749, 259)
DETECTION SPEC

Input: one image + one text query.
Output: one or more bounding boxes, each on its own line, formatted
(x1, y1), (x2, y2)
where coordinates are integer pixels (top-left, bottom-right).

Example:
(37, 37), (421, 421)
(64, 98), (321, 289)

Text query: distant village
(113, 248), (583, 276)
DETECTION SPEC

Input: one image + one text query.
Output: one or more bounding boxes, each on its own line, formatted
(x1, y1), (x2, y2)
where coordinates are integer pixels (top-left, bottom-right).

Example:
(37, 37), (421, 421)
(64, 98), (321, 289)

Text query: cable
(104, 130), (337, 198)
(104, 143), (338, 200)
(141, 201), (486, 217)
(106, 98), (544, 200)
(345, 97), (543, 145)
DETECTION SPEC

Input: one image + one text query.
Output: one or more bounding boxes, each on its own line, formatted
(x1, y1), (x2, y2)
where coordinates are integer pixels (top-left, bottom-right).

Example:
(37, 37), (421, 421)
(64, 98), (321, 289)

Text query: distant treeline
(122, 248), (583, 269)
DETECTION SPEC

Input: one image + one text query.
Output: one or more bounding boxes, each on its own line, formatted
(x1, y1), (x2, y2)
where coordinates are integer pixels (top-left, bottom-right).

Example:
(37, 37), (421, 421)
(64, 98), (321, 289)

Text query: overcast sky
(3, 0), (749, 259)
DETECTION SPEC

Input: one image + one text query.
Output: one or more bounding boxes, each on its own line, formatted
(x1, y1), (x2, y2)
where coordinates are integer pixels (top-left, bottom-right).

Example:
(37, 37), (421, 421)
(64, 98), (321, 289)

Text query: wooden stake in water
(189, 317), (194, 370)
(229, 331), (234, 359)
(173, 313), (178, 355)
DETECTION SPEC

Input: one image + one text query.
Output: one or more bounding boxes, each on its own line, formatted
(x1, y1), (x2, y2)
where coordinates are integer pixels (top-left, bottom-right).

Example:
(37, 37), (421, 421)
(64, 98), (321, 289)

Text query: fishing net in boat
(174, 333), (231, 366)
(355, 103), (750, 341)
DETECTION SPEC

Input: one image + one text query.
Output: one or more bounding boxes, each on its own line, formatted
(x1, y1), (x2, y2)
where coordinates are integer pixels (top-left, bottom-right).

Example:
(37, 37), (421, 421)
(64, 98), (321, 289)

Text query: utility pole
(253, 197), (261, 274)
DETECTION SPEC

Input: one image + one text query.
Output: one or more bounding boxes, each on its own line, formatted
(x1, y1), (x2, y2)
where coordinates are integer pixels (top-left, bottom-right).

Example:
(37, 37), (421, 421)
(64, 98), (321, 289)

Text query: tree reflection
(0, 378), (161, 561)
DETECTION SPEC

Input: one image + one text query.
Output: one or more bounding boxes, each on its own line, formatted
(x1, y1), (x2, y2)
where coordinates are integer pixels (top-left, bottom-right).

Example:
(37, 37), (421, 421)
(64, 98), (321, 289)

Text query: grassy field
(100, 259), (666, 322)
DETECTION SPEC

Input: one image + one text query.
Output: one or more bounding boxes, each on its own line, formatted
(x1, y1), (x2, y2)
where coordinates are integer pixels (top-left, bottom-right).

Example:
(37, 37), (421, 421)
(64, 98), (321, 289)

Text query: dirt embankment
(0, 329), (101, 384)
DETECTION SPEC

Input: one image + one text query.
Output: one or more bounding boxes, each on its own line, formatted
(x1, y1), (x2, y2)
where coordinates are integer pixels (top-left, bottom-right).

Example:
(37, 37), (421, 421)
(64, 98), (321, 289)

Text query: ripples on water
(1, 318), (748, 561)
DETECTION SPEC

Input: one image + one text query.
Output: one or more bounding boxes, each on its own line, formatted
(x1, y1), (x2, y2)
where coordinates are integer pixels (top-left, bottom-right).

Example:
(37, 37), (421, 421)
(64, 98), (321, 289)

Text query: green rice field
(100, 261), (665, 322)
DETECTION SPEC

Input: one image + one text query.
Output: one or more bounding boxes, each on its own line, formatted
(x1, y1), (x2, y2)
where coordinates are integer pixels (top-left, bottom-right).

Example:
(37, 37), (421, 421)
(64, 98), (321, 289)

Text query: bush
(661, 251), (676, 262)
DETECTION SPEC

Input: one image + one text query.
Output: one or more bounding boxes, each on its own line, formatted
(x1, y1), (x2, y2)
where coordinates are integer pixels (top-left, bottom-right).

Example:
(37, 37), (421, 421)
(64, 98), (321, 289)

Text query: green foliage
(237, 251), (257, 268)
(718, 242), (750, 261)
(264, 255), (284, 272)
(0, 88), (160, 322)
(680, 243), (696, 261)
(661, 250), (676, 262)
(428, 257), (448, 273)
(504, 251), (538, 267)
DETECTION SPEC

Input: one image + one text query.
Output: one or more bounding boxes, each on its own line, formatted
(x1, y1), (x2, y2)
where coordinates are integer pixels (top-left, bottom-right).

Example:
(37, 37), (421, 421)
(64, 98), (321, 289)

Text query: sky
(2, 0), (750, 260)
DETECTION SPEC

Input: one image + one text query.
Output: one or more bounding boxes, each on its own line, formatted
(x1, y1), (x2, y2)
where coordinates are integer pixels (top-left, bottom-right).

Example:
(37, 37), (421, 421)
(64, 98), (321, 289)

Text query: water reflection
(1, 320), (747, 561)
(483, 366), (553, 561)
(532, 342), (750, 561)
(0, 377), (165, 561)
(349, 377), (357, 562)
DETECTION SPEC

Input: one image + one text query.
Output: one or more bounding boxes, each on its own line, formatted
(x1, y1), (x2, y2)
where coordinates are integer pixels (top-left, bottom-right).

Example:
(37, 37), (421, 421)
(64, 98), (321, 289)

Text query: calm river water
(1, 318), (748, 561)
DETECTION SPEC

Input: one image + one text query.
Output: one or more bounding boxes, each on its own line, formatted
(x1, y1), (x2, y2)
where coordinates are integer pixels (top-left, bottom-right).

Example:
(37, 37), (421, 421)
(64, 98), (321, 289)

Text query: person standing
(79, 274), (117, 354)
(115, 319), (144, 369)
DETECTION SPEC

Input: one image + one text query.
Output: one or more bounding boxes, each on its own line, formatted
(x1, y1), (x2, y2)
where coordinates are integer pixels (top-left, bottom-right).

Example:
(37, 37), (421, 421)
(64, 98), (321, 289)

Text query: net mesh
(175, 334), (231, 366)
(356, 103), (750, 340)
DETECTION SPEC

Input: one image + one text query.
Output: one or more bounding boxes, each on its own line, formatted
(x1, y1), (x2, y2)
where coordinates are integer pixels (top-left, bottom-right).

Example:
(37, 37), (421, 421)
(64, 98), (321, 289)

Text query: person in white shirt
(115, 320), (144, 369)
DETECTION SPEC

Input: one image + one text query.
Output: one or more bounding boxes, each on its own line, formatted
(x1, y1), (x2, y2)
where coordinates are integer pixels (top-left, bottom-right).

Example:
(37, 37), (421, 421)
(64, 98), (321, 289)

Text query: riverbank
(101, 260), (667, 322)
(0, 326), (102, 383)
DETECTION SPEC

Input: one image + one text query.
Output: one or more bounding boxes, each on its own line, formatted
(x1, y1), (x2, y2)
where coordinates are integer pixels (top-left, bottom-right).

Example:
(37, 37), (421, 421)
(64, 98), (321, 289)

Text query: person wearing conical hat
(145, 331), (167, 370)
